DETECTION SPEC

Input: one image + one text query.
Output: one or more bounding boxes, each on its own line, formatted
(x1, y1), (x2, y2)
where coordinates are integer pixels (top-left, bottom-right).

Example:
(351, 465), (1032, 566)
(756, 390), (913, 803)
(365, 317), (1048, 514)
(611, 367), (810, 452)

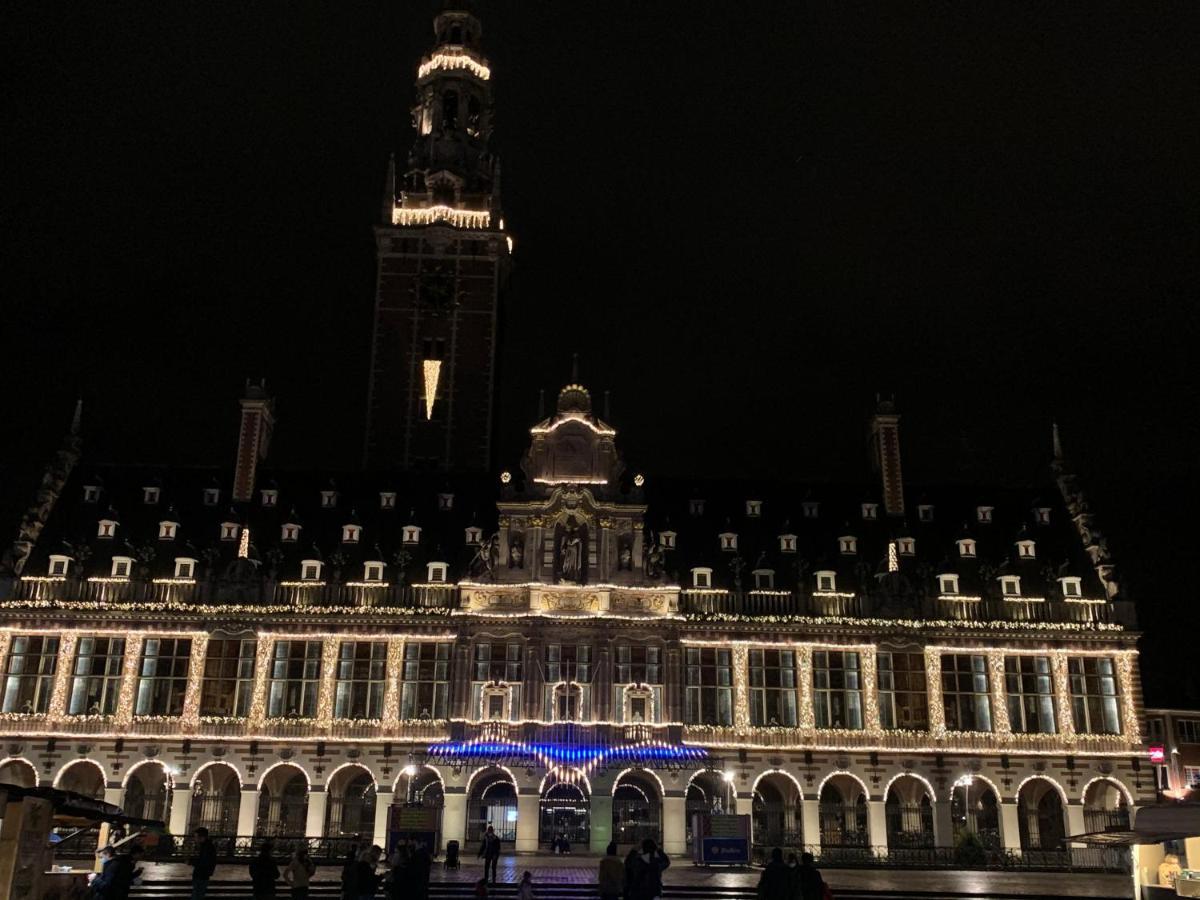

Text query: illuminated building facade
(1144, 709), (1200, 800)
(0, 381), (1153, 866)
(0, 5), (1155, 870)
(363, 5), (511, 471)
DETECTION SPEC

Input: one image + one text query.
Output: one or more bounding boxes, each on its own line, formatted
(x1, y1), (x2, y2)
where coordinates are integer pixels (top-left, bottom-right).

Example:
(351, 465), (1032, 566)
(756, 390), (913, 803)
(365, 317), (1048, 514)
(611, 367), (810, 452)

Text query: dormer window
(779, 533), (797, 553)
(261, 489), (278, 508)
(48, 555), (72, 577)
(719, 532), (738, 552)
(300, 560), (323, 581)
(1035, 507), (1051, 525)
(426, 561), (449, 583)
(957, 538), (977, 558)
(1000, 575), (1021, 597)
(203, 488), (220, 506)
(1016, 539), (1036, 559)
(83, 485), (100, 503)
(110, 556), (133, 579)
(379, 491), (396, 510)
(342, 524), (361, 543)
(659, 530), (677, 549)
(861, 503), (879, 521)
(753, 569), (775, 589)
(689, 499), (705, 517)
(320, 490), (338, 509)
(745, 500), (762, 518)
(815, 570), (837, 592)
(1059, 576), (1083, 598)
(97, 519), (117, 539)
(402, 525), (421, 545)
(142, 486), (160, 505)
(174, 557), (197, 579)
(691, 567), (713, 589)
(281, 523), (300, 542)
(839, 535), (857, 555)
(802, 501), (819, 519)
(363, 561), (385, 582)
(158, 521), (178, 540)
(438, 493), (454, 511)
(898, 537), (915, 556)
(918, 504), (934, 522)
(220, 522), (239, 541)
(938, 573), (960, 595)
(465, 526), (483, 545)
(976, 506), (994, 524)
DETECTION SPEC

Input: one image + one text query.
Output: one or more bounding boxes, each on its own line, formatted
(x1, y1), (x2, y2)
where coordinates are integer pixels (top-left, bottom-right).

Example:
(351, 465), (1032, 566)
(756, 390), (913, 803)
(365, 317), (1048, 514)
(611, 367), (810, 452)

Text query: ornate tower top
(388, 4), (501, 229)
(523, 384), (623, 489)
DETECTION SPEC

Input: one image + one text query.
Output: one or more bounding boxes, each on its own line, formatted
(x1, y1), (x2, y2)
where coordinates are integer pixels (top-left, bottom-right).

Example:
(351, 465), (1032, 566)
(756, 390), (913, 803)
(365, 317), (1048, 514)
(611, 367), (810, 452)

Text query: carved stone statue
(559, 526), (583, 583)
(469, 533), (499, 580)
(508, 534), (524, 569)
(645, 540), (664, 580)
(618, 544), (632, 571)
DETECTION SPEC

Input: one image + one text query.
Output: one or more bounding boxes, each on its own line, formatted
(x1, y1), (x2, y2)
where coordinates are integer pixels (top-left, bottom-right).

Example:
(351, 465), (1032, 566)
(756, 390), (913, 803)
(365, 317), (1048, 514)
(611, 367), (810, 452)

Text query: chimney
(870, 395), (905, 517)
(232, 379), (275, 503)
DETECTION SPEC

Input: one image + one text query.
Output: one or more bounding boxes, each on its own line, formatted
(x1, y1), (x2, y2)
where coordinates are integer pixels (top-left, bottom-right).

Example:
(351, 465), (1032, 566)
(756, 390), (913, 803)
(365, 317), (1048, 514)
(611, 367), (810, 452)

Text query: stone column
(316, 640), (340, 726)
(451, 641), (472, 720)
(373, 788), (394, 849)
(168, 786), (192, 836)
(181, 633), (209, 726)
(114, 634), (144, 725)
(237, 787), (260, 837)
(48, 633), (77, 718)
(867, 798), (888, 857)
(999, 799), (1022, 855)
(589, 794), (613, 854)
(594, 641), (612, 722)
(382, 640), (404, 729)
(800, 798), (820, 852)
(662, 792), (686, 856)
(663, 644), (682, 723)
(442, 789), (467, 849)
(305, 788), (329, 838)
(932, 799), (954, 848)
(1065, 801), (1086, 847)
(515, 793), (539, 852)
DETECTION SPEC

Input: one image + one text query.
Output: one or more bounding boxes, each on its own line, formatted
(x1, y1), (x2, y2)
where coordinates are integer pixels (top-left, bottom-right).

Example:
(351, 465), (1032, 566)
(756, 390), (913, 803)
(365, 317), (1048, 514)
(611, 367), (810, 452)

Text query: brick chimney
(232, 379), (275, 503)
(870, 395), (905, 517)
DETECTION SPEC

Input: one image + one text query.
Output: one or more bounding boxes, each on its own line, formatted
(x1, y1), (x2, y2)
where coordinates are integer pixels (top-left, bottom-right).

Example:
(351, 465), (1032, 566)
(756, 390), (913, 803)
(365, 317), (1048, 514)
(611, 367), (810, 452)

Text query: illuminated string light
(238, 527), (250, 559)
(417, 50), (491, 81)
(422, 360), (442, 420)
(393, 206), (490, 229)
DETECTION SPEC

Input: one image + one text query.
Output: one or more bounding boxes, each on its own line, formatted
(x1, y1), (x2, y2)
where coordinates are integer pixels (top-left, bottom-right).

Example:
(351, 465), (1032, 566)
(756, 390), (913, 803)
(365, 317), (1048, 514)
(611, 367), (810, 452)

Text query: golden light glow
(393, 205), (490, 229)
(238, 527), (250, 559)
(423, 359), (442, 420)
(417, 50), (491, 81)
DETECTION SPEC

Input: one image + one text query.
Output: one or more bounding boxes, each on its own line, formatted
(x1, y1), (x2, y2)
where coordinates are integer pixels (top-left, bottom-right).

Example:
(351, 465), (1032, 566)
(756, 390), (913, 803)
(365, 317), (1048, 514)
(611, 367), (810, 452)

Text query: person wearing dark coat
(477, 825), (501, 884)
(340, 847), (359, 900)
(795, 852), (826, 900)
(756, 848), (793, 900)
(189, 828), (218, 900)
(624, 838), (670, 900)
(249, 842), (280, 900)
(91, 847), (133, 900)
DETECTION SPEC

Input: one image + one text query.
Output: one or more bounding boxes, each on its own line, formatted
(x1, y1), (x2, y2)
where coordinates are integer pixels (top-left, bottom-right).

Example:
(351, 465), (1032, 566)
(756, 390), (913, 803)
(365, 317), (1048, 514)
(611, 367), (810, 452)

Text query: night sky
(4, 3), (1198, 703)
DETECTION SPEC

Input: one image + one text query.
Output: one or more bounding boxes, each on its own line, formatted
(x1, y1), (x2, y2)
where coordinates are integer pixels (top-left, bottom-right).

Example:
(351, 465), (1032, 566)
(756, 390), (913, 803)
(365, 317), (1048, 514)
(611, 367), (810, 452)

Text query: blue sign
(699, 836), (750, 865)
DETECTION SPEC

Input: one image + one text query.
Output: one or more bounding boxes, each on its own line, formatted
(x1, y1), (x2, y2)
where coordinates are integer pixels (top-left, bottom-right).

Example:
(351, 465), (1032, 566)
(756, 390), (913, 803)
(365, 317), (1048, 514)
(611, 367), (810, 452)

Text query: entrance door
(539, 783), (589, 849)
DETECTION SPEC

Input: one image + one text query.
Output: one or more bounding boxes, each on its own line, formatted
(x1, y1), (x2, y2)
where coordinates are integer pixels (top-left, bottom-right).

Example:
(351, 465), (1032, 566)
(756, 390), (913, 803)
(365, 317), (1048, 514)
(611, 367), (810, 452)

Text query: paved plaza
(137, 853), (1133, 898)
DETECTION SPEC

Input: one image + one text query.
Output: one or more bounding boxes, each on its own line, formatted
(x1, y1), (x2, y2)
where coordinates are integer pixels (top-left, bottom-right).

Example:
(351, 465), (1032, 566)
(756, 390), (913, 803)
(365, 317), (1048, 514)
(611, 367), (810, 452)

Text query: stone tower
(364, 3), (511, 471)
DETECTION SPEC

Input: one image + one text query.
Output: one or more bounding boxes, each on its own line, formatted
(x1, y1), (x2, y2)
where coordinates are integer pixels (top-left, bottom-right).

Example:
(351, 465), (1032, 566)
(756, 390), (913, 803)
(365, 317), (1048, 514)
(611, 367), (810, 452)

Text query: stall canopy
(0, 782), (163, 830)
(1069, 802), (1200, 846)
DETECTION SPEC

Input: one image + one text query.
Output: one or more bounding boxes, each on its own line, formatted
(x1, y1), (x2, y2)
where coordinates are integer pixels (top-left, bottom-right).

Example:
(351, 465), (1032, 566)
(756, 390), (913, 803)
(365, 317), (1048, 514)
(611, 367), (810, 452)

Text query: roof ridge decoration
(1051, 423), (1120, 601)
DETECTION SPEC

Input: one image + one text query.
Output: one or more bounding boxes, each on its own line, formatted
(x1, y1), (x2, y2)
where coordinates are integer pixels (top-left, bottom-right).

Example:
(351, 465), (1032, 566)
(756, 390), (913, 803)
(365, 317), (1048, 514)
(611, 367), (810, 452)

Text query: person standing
(90, 846), (132, 900)
(516, 870), (535, 900)
(412, 841), (433, 900)
(351, 845), (383, 900)
(624, 838), (670, 900)
(477, 825), (501, 885)
(248, 841), (279, 900)
(795, 852), (826, 900)
(756, 847), (792, 900)
(188, 828), (217, 900)
(340, 847), (359, 900)
(283, 848), (315, 900)
(597, 841), (624, 900)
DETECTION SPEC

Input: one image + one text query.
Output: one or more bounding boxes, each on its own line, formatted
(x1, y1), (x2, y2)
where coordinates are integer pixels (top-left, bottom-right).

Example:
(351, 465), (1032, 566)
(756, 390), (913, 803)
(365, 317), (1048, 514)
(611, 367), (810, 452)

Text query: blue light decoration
(426, 737), (709, 774)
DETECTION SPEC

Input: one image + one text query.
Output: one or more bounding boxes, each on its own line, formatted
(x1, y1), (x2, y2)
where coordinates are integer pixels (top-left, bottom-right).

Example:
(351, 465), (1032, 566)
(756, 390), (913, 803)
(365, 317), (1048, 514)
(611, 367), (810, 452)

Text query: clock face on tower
(418, 269), (455, 315)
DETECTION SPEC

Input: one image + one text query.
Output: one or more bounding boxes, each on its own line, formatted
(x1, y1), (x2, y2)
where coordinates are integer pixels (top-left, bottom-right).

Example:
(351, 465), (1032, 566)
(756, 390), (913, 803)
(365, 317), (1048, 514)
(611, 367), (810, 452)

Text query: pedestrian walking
(756, 847), (792, 900)
(795, 852), (826, 900)
(624, 838), (670, 900)
(188, 828), (217, 900)
(249, 842), (280, 900)
(597, 841), (624, 900)
(477, 824), (501, 884)
(283, 848), (315, 900)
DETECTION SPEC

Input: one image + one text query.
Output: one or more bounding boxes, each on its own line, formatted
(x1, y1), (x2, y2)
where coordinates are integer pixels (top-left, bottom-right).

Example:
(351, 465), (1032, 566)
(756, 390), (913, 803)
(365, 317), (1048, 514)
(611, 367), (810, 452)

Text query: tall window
(941, 654), (992, 732)
(267, 641), (323, 718)
(473, 642), (522, 682)
(812, 650), (863, 729)
(1068, 657), (1121, 735)
(748, 649), (798, 727)
(134, 638), (192, 717)
(684, 647), (733, 726)
(1005, 656), (1056, 734)
(400, 642), (450, 720)
(1177, 719), (1200, 744)
(68, 637), (126, 716)
(200, 638), (257, 717)
(544, 644), (592, 721)
(877, 651), (928, 731)
(334, 641), (387, 720)
(1, 636), (59, 714)
(614, 644), (662, 723)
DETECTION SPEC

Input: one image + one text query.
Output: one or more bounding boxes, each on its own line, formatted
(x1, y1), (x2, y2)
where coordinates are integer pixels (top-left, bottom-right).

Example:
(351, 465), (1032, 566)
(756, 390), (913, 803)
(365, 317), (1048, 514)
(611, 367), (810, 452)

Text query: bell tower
(364, 3), (511, 471)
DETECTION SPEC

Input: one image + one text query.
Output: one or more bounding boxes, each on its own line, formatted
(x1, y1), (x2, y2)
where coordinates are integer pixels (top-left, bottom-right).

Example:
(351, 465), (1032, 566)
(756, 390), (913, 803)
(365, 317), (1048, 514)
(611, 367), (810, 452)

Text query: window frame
(940, 653), (993, 733)
(199, 637), (257, 718)
(812, 649), (864, 730)
(1, 635), (60, 715)
(134, 637), (192, 717)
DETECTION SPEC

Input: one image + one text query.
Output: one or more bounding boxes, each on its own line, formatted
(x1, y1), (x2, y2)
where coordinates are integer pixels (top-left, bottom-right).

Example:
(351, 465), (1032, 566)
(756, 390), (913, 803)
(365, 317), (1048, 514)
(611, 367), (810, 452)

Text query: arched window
(442, 91), (459, 130)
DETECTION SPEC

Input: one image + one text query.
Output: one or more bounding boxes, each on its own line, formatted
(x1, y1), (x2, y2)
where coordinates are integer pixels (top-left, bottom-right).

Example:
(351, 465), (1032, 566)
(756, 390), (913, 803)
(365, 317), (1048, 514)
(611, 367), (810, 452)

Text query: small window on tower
(143, 486), (160, 505)
(301, 560), (323, 582)
(403, 525), (422, 545)
(719, 532), (738, 552)
(364, 562), (385, 583)
(83, 485), (100, 503)
(802, 501), (819, 519)
(816, 570), (837, 592)
(174, 558), (196, 579)
(426, 562), (449, 583)
(1059, 576), (1083, 598)
(779, 533), (797, 553)
(691, 567), (713, 589)
(48, 555), (71, 577)
(1035, 507), (1051, 525)
(1000, 575), (1021, 597)
(957, 538), (977, 558)
(438, 493), (454, 511)
(976, 506), (994, 524)
(158, 521), (178, 540)
(281, 523), (300, 542)
(745, 500), (762, 518)
(97, 519), (117, 539)
(220, 522), (238, 541)
(380, 492), (396, 510)
(898, 537), (915, 556)
(465, 526), (483, 545)
(918, 504), (934, 522)
(442, 90), (459, 130)
(1016, 539), (1036, 559)
(261, 489), (278, 508)
(110, 556), (133, 579)
(203, 488), (219, 506)
(753, 569), (775, 590)
(342, 525), (361, 544)
(862, 503), (879, 520)
(938, 573), (960, 595)
(689, 499), (705, 517)
(839, 536), (857, 555)
(659, 530), (677, 549)
(320, 490), (338, 509)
